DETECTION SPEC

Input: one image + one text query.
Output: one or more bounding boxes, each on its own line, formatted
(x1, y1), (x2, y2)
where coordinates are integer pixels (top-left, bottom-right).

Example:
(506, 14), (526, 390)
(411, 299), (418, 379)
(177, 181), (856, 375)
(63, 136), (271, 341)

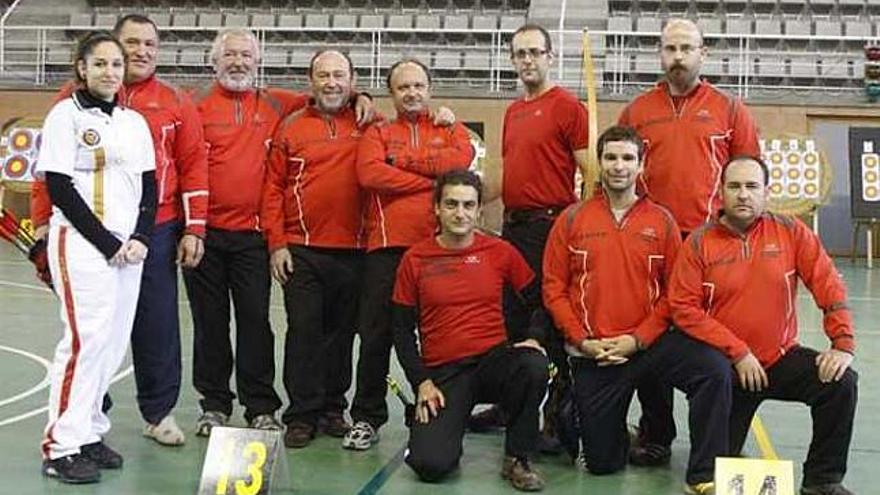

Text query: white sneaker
(143, 415), (185, 446)
(342, 421), (379, 451)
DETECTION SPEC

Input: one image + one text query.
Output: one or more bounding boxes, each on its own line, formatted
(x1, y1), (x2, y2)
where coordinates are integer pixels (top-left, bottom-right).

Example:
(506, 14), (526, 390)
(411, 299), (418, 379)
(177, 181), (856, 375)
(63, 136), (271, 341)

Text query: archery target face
(1, 127), (42, 182)
(767, 149), (786, 199)
(862, 152), (880, 202)
(760, 139), (822, 202)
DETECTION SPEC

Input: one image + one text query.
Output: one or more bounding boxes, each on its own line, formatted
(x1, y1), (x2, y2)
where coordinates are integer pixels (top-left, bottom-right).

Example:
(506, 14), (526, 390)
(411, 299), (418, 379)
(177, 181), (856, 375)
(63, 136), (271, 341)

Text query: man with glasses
(473, 23), (592, 449)
(617, 18), (760, 466)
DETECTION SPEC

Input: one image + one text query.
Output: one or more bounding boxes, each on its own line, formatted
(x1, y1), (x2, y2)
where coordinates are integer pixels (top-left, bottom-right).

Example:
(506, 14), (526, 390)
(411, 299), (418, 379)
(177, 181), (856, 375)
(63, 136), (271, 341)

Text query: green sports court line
(356, 444), (408, 495)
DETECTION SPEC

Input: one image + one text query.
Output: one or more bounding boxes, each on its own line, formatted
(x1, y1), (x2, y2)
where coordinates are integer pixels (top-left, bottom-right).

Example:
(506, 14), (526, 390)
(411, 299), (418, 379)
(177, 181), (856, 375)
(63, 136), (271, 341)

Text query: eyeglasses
(661, 44), (702, 55)
(512, 48), (549, 60)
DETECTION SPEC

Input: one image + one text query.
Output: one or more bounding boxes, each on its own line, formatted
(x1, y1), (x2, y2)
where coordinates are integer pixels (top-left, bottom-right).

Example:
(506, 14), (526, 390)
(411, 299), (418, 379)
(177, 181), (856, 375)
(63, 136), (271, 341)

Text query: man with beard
(669, 156), (857, 495)
(261, 50), (373, 448)
(30, 14), (208, 446)
(188, 30), (374, 436)
(617, 18), (760, 465)
(543, 126), (731, 495)
(392, 170), (548, 491)
(345, 59), (474, 451)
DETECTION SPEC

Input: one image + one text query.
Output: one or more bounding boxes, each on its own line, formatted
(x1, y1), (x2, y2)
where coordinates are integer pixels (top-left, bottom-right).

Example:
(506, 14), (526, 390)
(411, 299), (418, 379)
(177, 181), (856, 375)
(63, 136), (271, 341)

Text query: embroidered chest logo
(534, 109), (543, 117)
(464, 255), (481, 264)
(696, 109), (712, 121)
(639, 227), (659, 241)
(82, 129), (101, 146)
(761, 243), (782, 258)
(430, 136), (445, 146)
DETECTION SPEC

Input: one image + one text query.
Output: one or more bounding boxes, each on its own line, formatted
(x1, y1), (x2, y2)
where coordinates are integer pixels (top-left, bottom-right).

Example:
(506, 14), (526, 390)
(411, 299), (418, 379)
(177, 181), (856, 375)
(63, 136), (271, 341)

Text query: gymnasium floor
(0, 241), (876, 495)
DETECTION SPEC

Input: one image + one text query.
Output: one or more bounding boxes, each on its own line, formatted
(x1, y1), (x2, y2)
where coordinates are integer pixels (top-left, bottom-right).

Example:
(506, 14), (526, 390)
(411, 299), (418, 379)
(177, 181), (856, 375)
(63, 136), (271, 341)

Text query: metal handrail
(0, 24), (877, 100)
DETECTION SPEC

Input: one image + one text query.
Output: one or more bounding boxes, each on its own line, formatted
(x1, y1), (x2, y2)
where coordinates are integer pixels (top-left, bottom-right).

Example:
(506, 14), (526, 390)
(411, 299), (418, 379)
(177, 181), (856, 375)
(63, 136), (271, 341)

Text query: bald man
(618, 18), (760, 464)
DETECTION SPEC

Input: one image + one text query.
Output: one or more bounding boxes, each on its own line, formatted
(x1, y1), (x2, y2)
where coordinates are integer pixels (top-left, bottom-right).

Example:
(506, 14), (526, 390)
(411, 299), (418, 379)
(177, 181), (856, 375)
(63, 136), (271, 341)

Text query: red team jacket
(356, 112), (474, 251)
(393, 233), (534, 367)
(261, 104), (367, 251)
(668, 214), (855, 368)
(31, 76), (209, 236)
(543, 193), (681, 349)
(619, 80), (760, 232)
(192, 84), (308, 231)
(502, 86), (589, 210)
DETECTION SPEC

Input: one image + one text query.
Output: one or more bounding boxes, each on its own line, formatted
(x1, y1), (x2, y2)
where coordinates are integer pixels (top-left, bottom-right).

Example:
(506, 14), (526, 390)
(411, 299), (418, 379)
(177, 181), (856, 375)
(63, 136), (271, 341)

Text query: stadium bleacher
(0, 0), (876, 100)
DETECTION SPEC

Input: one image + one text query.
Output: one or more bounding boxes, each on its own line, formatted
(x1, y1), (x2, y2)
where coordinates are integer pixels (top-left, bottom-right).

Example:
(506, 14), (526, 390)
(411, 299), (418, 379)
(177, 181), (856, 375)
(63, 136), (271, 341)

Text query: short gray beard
(218, 72), (254, 92)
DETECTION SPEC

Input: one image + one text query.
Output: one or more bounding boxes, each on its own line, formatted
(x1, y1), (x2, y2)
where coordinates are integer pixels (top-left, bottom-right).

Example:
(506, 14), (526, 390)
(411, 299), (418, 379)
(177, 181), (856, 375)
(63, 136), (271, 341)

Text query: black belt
(503, 206), (567, 224)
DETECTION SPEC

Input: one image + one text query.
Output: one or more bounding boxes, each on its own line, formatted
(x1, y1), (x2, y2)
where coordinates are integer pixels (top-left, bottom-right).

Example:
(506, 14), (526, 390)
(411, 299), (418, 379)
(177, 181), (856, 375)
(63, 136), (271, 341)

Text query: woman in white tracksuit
(35, 31), (156, 485)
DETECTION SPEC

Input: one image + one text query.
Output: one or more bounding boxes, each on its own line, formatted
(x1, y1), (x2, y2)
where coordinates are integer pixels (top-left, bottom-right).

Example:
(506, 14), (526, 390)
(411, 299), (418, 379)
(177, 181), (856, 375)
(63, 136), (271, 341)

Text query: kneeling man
(543, 126), (732, 495)
(669, 156), (858, 495)
(392, 170), (549, 492)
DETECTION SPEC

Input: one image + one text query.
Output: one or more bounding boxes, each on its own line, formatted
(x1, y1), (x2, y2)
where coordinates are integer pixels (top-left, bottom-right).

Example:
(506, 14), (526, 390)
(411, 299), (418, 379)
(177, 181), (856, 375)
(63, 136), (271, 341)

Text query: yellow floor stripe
(750, 415), (779, 460)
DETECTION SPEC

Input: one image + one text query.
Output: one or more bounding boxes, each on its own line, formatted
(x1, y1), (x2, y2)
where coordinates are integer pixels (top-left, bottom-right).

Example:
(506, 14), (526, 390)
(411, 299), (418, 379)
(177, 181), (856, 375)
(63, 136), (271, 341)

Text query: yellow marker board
(715, 457), (794, 495)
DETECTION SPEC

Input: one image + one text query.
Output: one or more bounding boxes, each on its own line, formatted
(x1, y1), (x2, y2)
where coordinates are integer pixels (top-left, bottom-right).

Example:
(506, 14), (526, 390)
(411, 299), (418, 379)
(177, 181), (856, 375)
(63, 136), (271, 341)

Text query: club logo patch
(82, 129), (101, 146)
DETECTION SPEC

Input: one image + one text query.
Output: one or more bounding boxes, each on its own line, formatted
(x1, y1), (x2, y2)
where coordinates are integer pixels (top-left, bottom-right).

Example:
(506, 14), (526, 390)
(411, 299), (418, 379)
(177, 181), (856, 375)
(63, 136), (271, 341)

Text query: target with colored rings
(770, 152), (783, 164)
(787, 153), (800, 165)
(866, 171), (878, 183)
(804, 169), (818, 180)
(864, 155), (879, 168)
(769, 183), (783, 195)
(2, 155), (29, 179)
(866, 186), (879, 200)
(804, 153), (818, 165)
(788, 184), (801, 195)
(787, 169), (800, 179)
(9, 130), (33, 151)
(770, 168), (783, 179)
(804, 184), (818, 195)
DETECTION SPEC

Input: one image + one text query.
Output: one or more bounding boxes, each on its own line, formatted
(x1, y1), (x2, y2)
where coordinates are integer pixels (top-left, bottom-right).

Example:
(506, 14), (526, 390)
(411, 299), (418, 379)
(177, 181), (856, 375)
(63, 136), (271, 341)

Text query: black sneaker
(801, 483), (854, 495)
(42, 454), (101, 484)
(628, 442), (672, 466)
(81, 441), (123, 469)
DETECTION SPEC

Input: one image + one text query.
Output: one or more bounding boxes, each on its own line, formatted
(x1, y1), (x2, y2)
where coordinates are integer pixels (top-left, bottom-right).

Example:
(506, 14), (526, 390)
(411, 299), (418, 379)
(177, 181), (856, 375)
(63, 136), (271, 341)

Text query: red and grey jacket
(619, 80), (760, 232)
(543, 192), (681, 350)
(261, 104), (369, 251)
(192, 84), (308, 231)
(668, 213), (855, 368)
(32, 76), (209, 236)
(356, 111), (474, 252)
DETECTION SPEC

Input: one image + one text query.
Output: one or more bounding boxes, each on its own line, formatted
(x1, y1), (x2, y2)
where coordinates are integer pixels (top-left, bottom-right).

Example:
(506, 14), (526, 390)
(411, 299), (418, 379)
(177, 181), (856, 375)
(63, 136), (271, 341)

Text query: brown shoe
(501, 456), (545, 492)
(318, 413), (351, 438)
(284, 421), (315, 449)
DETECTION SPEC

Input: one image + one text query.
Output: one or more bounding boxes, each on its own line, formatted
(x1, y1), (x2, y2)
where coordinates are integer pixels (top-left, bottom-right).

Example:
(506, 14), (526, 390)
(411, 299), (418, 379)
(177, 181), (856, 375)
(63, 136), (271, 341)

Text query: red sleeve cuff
(832, 335), (856, 354)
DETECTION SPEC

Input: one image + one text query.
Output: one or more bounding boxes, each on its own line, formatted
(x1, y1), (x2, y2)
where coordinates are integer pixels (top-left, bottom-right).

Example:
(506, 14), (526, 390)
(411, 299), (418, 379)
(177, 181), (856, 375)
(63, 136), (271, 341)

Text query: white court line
(0, 345), (50, 408)
(0, 365), (134, 427)
(0, 280), (53, 293)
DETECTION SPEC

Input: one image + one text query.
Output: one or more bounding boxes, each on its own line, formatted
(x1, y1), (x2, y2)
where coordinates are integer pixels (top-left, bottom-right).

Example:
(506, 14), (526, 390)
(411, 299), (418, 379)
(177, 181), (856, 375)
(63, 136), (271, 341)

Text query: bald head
(659, 18), (706, 95)
(661, 19), (703, 47)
